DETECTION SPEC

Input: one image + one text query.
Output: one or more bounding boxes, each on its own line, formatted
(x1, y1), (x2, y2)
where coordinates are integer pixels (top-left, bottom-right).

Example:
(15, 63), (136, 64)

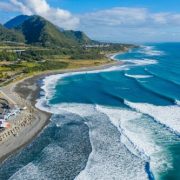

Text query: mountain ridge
(2, 15), (92, 47)
(4, 15), (30, 29)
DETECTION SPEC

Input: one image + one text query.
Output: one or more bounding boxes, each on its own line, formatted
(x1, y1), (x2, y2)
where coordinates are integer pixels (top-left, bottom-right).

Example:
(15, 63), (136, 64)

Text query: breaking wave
(139, 46), (165, 56)
(36, 101), (149, 180)
(175, 100), (180, 106)
(124, 100), (180, 135)
(123, 59), (158, 66)
(125, 73), (153, 79)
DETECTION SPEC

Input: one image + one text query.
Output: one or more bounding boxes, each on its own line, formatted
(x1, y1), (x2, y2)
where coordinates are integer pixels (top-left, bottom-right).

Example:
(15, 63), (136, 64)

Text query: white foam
(125, 73), (153, 79)
(44, 102), (174, 176)
(35, 59), (176, 179)
(139, 46), (165, 56)
(124, 100), (180, 134)
(96, 106), (162, 156)
(45, 103), (148, 179)
(36, 101), (158, 160)
(39, 65), (127, 102)
(175, 99), (180, 106)
(40, 56), (158, 104)
(37, 70), (177, 178)
(8, 143), (74, 180)
(36, 98), (148, 180)
(9, 162), (47, 180)
(123, 59), (158, 66)
(95, 105), (175, 175)
(37, 99), (175, 179)
(71, 104), (148, 180)
(96, 105), (153, 158)
(36, 101), (96, 118)
(36, 67), (174, 179)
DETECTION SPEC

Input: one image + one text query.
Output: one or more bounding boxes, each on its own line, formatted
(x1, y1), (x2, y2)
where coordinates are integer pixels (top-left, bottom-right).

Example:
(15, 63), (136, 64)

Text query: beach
(0, 59), (123, 163)
(0, 77), (51, 163)
(0, 43), (179, 180)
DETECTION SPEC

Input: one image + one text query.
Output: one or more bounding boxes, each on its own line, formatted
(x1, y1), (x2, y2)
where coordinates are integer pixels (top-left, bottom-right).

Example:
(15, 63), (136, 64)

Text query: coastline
(106, 52), (121, 60)
(0, 56), (123, 164)
(106, 50), (128, 60)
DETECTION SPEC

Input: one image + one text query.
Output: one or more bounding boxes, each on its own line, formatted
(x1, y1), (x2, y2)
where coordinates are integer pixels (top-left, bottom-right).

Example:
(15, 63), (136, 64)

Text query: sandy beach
(0, 59), (123, 163)
(0, 79), (51, 163)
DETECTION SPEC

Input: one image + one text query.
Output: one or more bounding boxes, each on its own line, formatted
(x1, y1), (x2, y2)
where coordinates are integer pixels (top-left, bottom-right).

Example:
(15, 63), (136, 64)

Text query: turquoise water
(0, 43), (179, 180)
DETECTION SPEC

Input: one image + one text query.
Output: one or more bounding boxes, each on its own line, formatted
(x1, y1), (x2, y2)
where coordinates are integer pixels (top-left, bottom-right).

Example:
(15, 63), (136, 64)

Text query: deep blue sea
(0, 43), (180, 180)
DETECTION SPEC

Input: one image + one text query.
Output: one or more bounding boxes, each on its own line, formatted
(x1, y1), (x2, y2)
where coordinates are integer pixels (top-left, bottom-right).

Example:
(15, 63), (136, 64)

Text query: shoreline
(0, 56), (124, 164)
(106, 52), (121, 60)
(0, 81), (51, 163)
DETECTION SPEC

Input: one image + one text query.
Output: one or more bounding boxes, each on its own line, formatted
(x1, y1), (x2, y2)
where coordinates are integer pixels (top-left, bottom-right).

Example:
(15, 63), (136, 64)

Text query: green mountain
(4, 15), (30, 29)
(0, 24), (25, 43)
(63, 30), (92, 44)
(12, 15), (92, 47)
(3, 15), (93, 47)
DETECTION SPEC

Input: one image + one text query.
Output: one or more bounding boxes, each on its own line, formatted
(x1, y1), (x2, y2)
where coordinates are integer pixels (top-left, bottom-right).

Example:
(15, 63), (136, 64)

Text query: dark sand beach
(0, 60), (123, 164)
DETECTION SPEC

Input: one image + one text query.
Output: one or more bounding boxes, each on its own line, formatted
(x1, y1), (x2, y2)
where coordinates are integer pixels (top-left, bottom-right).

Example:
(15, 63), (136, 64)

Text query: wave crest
(124, 100), (180, 135)
(139, 46), (165, 56)
(125, 73), (153, 79)
(123, 59), (158, 66)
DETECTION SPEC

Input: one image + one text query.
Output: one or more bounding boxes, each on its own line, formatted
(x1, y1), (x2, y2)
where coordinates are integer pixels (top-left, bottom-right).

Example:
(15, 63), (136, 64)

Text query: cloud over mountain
(1, 2), (180, 42)
(0, 0), (79, 30)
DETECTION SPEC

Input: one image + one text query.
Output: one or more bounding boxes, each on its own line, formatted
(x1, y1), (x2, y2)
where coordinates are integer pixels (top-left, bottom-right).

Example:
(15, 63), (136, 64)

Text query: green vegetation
(0, 24), (25, 43)
(0, 15), (136, 86)
(13, 15), (92, 47)
(16, 16), (71, 46)
(0, 50), (18, 61)
(1, 15), (92, 47)
(0, 46), (114, 86)
(21, 61), (68, 73)
(63, 30), (92, 44)
(0, 43), (133, 62)
(0, 43), (133, 85)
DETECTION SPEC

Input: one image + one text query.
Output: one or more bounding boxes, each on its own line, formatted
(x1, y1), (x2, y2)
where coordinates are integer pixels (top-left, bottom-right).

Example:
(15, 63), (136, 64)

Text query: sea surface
(0, 43), (180, 180)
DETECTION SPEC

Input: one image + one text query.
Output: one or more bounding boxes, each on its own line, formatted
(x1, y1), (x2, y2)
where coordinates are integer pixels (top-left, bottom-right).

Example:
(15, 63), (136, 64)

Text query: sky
(0, 0), (180, 43)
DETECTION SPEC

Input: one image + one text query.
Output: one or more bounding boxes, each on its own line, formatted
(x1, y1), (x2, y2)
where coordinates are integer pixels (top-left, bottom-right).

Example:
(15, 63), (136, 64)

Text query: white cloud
(80, 7), (180, 28)
(1, 2), (180, 42)
(10, 0), (32, 15)
(3, 0), (79, 29)
(82, 7), (147, 27)
(151, 13), (169, 24)
(0, 1), (18, 12)
(79, 7), (180, 42)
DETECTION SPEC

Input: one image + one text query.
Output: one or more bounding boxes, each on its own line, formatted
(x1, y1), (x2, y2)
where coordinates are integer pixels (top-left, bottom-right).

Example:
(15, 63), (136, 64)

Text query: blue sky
(52, 0), (180, 13)
(0, 0), (180, 43)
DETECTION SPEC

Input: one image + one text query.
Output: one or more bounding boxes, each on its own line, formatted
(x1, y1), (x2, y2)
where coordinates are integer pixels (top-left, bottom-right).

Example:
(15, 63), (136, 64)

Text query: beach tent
(0, 122), (11, 128)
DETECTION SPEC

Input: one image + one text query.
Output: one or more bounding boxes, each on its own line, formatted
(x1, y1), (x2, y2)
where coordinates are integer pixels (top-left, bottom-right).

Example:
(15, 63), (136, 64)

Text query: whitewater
(0, 43), (179, 180)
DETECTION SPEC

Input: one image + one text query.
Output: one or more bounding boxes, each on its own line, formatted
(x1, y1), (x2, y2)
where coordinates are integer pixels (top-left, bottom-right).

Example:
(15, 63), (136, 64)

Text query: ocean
(0, 43), (180, 180)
